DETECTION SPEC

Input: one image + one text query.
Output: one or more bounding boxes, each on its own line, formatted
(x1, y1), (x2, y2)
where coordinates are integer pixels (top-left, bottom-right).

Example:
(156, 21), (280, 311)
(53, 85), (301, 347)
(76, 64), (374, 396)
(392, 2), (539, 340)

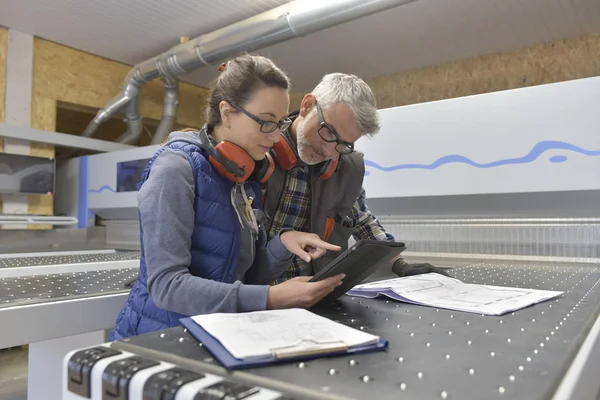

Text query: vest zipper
(227, 183), (244, 282)
(225, 212), (239, 282)
(247, 194), (256, 265)
(250, 229), (256, 264)
(235, 184), (259, 272)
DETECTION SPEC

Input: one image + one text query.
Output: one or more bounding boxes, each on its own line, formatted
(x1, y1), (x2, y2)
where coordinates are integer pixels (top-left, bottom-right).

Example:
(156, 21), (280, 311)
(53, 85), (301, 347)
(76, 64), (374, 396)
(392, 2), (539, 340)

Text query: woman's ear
(299, 94), (316, 118)
(219, 100), (232, 129)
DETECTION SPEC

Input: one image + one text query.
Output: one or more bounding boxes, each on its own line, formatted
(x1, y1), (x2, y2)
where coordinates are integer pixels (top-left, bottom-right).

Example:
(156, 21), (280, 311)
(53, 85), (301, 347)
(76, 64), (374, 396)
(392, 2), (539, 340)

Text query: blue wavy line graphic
(363, 140), (600, 176)
(88, 185), (116, 193)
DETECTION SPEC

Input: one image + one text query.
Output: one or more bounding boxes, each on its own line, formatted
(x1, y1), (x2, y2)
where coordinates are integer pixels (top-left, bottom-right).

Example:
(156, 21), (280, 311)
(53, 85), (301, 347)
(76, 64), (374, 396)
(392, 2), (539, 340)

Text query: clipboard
(309, 239), (407, 307)
(179, 317), (389, 370)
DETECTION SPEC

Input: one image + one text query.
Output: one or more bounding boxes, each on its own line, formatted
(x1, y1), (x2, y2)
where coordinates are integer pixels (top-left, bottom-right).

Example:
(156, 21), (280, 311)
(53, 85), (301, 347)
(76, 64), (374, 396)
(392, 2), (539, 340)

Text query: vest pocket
(323, 208), (356, 245)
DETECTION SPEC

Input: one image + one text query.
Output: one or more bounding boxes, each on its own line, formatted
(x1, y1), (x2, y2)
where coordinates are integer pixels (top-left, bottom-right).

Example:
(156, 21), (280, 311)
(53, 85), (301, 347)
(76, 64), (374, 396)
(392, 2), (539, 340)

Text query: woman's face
(222, 86), (290, 160)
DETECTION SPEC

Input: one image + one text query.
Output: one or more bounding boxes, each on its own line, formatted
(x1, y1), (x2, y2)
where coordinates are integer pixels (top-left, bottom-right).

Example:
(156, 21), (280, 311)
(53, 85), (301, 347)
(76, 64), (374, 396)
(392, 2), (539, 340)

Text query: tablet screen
(310, 240), (406, 306)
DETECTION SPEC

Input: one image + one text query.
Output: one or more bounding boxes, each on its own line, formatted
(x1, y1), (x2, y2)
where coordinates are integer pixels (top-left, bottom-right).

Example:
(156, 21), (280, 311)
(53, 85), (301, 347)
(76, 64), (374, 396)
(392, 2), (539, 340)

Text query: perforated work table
(0, 250), (140, 400)
(0, 250), (140, 278)
(67, 261), (600, 400)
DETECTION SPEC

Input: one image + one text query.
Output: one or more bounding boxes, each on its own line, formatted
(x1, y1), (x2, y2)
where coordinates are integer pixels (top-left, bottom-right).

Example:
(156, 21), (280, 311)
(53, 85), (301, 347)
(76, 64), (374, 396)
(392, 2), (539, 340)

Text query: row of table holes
(348, 264), (596, 397)
(0, 269), (138, 304)
(0, 252), (140, 268)
(144, 262), (599, 399)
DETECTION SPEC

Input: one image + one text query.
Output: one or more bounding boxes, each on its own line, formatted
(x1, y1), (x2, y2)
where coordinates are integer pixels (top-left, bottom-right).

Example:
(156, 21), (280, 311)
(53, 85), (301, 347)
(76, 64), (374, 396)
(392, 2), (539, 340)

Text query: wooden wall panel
(370, 33), (600, 109)
(10, 37), (211, 225)
(32, 38), (208, 128)
(290, 33), (600, 110)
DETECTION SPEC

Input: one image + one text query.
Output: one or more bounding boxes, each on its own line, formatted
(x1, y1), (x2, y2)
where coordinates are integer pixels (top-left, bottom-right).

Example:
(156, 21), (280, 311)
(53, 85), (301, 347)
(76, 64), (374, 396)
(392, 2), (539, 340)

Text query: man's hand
(267, 274), (345, 309)
(392, 259), (450, 277)
(280, 231), (341, 263)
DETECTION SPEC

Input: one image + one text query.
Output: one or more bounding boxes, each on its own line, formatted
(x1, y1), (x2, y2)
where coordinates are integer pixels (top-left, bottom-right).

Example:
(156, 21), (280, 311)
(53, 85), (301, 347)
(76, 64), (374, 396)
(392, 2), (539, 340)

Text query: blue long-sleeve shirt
(138, 147), (294, 316)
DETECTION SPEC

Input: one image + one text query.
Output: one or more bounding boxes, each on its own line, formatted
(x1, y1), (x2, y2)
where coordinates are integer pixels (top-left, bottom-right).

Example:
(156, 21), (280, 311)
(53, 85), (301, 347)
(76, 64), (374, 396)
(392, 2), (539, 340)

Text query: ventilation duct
(82, 0), (417, 145)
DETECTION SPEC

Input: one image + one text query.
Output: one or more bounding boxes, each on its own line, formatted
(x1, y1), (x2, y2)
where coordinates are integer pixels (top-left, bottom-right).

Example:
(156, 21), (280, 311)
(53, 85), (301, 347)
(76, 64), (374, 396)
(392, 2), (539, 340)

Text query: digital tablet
(309, 239), (407, 307)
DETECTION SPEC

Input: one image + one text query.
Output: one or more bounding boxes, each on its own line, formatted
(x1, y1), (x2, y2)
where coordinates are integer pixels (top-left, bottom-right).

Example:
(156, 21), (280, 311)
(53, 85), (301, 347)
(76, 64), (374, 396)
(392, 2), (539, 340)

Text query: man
(263, 73), (446, 283)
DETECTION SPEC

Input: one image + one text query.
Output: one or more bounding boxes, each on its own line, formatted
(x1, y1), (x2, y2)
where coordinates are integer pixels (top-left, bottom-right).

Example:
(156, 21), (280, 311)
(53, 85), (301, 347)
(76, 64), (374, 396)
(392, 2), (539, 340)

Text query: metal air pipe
(80, 0), (417, 144)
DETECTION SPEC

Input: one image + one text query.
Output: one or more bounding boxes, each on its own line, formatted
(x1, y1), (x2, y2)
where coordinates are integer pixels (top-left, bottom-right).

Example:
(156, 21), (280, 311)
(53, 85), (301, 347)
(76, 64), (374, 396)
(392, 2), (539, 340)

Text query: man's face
(296, 101), (362, 165)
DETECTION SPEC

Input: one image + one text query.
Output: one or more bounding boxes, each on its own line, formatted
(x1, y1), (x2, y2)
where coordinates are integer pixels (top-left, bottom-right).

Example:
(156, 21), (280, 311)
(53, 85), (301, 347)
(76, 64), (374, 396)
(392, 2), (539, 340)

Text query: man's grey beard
(297, 115), (326, 165)
(297, 140), (321, 165)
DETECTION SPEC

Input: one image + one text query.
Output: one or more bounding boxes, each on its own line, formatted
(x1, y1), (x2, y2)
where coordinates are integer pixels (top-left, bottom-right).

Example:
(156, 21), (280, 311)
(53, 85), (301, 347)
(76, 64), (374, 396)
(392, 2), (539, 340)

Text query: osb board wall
(0, 29), (53, 225)
(290, 33), (600, 110)
(20, 38), (210, 227)
(33, 38), (208, 131)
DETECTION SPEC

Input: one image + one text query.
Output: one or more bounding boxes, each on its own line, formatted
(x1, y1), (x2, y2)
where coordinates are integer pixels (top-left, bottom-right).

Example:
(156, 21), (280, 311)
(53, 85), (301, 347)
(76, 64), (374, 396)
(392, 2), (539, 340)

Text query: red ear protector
(271, 132), (338, 181)
(198, 128), (275, 184)
(312, 156), (338, 181)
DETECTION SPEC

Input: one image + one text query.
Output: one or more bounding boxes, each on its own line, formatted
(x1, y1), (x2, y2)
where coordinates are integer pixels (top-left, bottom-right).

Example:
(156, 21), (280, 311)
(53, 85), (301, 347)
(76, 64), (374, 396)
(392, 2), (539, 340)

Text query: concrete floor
(0, 347), (27, 400)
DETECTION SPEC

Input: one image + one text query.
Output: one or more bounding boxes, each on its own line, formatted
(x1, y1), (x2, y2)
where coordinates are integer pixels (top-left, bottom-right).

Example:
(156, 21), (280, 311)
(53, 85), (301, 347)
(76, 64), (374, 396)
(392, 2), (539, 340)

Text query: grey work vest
(263, 151), (365, 274)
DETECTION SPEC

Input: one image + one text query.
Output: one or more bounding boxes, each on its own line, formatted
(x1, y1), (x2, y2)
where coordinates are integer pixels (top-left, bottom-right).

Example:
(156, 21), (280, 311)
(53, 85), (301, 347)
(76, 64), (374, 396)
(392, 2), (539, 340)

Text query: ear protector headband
(198, 128), (275, 184)
(271, 131), (338, 181)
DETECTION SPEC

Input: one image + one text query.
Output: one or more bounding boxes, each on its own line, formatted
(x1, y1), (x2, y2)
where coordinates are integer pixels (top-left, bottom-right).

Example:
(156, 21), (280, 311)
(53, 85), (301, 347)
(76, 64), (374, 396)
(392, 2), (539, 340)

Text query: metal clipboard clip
(269, 339), (349, 359)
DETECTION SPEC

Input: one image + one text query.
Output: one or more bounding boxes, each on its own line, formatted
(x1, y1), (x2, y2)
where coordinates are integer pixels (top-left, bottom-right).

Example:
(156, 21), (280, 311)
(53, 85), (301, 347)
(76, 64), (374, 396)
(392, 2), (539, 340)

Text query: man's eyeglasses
(316, 102), (354, 155)
(229, 101), (292, 134)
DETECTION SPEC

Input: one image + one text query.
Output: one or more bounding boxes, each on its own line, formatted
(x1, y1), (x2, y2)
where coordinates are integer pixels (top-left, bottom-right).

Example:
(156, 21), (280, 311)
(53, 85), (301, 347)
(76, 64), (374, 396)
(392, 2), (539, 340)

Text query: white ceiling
(1, 0), (599, 92)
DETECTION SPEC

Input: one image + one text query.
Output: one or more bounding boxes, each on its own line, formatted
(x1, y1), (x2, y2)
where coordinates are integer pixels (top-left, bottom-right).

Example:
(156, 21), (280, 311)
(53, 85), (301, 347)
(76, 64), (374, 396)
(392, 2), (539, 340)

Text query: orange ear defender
(314, 156), (339, 181)
(249, 152), (275, 184)
(199, 128), (275, 184)
(271, 132), (298, 170)
(271, 131), (338, 181)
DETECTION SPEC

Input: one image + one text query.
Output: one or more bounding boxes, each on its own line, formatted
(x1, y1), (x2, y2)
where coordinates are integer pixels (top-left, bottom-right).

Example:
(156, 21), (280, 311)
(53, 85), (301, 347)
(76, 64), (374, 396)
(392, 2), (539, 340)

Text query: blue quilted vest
(109, 133), (262, 340)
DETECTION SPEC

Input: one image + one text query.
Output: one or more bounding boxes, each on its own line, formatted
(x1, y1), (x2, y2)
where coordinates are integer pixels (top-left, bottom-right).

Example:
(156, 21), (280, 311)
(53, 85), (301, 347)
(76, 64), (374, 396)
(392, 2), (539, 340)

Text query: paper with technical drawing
(346, 273), (563, 316)
(191, 308), (380, 360)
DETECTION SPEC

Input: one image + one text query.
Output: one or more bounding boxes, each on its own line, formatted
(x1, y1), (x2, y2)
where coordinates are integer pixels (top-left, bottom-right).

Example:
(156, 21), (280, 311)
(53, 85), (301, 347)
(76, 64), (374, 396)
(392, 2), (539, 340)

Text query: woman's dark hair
(206, 54), (291, 130)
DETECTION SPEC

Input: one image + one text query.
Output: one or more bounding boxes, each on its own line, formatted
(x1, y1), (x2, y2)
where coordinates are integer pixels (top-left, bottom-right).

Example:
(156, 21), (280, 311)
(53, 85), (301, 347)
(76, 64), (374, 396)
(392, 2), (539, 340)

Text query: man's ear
(299, 94), (316, 118)
(219, 100), (232, 129)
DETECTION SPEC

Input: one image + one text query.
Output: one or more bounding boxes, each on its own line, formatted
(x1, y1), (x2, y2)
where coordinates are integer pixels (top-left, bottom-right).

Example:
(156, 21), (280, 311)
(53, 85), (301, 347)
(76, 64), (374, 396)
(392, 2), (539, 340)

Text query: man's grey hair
(311, 73), (380, 137)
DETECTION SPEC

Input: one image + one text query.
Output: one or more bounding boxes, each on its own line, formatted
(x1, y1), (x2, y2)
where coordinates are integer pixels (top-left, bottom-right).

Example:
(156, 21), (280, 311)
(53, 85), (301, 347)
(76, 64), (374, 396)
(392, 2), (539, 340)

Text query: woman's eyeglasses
(229, 101), (292, 134)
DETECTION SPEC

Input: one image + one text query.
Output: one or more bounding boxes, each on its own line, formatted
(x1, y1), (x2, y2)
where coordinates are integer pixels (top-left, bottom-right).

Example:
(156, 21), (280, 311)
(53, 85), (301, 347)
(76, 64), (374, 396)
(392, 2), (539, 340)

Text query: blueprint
(346, 274), (563, 316)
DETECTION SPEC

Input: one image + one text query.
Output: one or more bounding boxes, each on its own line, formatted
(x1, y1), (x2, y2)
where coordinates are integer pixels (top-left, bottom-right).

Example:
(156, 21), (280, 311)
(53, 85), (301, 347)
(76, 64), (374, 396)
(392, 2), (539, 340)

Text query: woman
(110, 54), (344, 340)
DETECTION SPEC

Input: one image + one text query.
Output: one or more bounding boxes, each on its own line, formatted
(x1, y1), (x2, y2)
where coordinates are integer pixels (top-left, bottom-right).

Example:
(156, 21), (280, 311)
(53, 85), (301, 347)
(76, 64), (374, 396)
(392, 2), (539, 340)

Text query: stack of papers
(347, 273), (563, 316)
(185, 308), (384, 364)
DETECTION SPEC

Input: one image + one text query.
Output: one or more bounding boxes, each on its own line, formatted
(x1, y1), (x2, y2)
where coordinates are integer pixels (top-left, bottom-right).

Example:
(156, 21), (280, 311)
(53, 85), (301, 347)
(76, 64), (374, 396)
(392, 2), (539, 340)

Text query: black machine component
(192, 381), (260, 400)
(143, 367), (205, 400)
(67, 346), (122, 398)
(102, 356), (160, 400)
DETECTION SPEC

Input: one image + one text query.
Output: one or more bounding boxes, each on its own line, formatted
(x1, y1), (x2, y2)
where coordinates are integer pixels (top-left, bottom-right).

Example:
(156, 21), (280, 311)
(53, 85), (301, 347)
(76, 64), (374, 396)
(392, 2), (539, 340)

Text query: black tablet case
(309, 239), (407, 307)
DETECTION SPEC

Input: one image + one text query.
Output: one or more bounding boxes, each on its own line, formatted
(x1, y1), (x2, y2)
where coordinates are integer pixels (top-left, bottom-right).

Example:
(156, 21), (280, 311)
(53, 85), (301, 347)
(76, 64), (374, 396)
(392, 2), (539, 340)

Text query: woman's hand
(280, 231), (341, 263)
(267, 274), (346, 309)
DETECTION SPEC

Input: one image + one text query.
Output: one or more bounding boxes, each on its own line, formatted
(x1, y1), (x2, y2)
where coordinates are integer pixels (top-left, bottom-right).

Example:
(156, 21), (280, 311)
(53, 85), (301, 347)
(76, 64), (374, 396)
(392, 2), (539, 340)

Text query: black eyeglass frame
(228, 101), (292, 134)
(315, 102), (354, 155)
